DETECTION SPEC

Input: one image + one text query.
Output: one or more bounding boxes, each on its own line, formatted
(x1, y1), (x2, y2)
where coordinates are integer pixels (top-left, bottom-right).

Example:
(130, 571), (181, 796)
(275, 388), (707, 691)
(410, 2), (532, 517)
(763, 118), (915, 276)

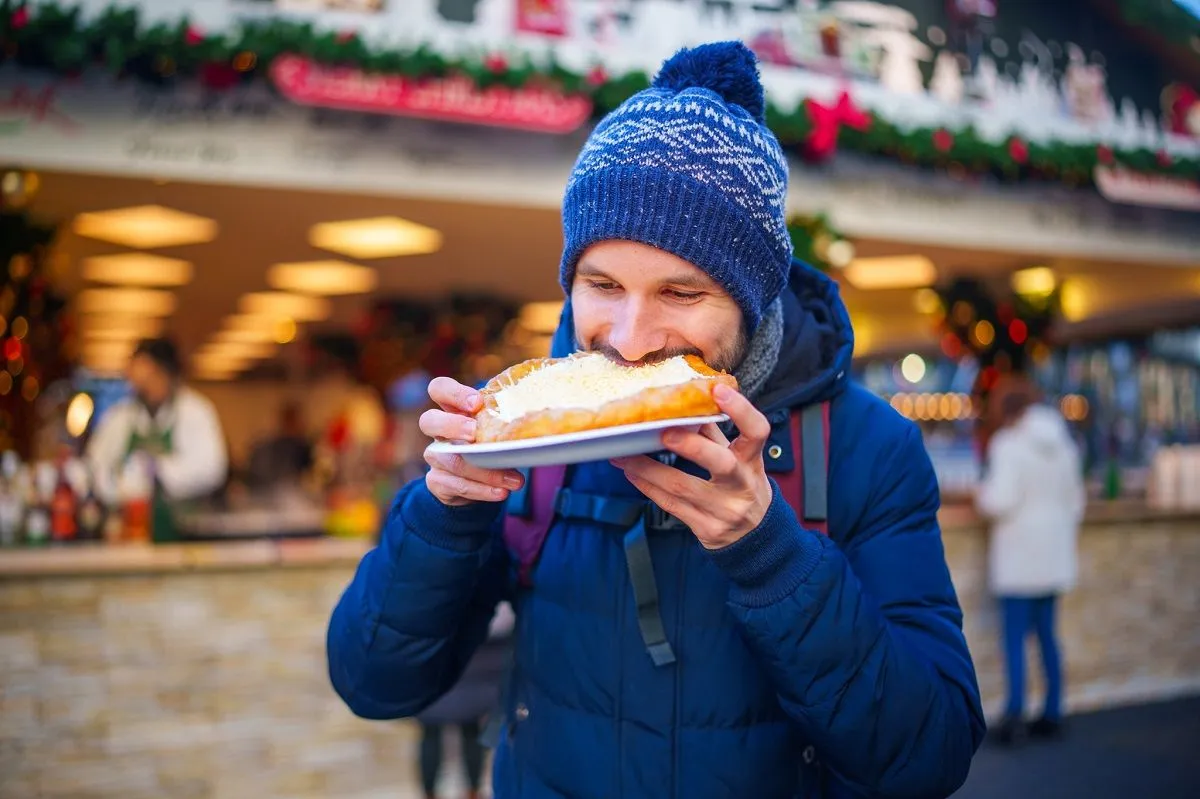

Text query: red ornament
(200, 62), (239, 90)
(336, 30), (358, 45)
(932, 129), (954, 153)
(586, 65), (608, 87)
(1161, 82), (1200, 139)
(484, 53), (508, 74)
(940, 333), (963, 359)
(185, 26), (205, 47)
(11, 6), (29, 29)
(1008, 319), (1028, 345)
(1007, 137), (1029, 164)
(803, 91), (872, 162)
(1096, 145), (1114, 165)
(1156, 149), (1173, 168)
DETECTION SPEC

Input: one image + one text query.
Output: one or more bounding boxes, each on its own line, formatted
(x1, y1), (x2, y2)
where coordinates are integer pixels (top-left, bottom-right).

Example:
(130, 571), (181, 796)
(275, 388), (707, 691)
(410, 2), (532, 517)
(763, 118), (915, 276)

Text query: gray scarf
(733, 297), (783, 403)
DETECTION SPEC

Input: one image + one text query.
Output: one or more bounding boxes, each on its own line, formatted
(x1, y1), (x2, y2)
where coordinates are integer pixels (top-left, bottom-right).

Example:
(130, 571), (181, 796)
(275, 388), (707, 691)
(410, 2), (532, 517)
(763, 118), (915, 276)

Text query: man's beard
(578, 328), (749, 373)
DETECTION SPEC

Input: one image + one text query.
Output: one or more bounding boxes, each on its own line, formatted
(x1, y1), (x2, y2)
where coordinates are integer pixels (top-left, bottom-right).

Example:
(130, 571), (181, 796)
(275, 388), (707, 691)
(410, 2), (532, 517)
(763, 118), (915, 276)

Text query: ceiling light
(81, 253), (193, 287)
(842, 256), (937, 290)
(239, 291), (331, 322)
(73, 205), (218, 249)
(81, 340), (135, 371)
(76, 288), (176, 316)
(193, 351), (249, 372)
(309, 216), (443, 259)
(1011, 266), (1057, 297)
(80, 316), (165, 340)
(200, 340), (277, 360)
(267, 260), (377, 295)
(519, 301), (564, 334)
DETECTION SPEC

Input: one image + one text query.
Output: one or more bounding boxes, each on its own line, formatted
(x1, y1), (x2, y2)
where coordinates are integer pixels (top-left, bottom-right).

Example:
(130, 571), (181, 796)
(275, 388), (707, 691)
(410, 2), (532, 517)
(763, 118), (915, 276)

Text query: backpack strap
(774, 401), (831, 536)
(503, 464), (567, 587)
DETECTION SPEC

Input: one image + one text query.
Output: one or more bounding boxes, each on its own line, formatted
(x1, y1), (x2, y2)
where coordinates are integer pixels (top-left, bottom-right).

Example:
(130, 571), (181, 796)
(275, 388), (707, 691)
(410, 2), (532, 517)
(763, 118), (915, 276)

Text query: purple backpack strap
(503, 464), (567, 586)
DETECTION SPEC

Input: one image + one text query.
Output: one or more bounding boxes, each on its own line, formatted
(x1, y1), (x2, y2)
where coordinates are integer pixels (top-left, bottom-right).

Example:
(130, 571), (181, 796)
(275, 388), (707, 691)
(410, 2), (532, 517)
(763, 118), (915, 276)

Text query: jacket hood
(548, 258), (854, 414)
(1015, 404), (1075, 453)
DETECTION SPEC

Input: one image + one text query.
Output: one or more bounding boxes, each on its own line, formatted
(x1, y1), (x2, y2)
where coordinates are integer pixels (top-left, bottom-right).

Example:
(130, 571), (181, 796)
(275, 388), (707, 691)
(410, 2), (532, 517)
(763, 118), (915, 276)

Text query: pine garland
(1, 1), (1198, 187)
(1113, 0), (1200, 47)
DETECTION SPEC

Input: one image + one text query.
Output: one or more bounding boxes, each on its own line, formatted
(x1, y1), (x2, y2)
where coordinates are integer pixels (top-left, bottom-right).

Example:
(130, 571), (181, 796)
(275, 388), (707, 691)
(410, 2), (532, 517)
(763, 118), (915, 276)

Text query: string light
(888, 393), (976, 422)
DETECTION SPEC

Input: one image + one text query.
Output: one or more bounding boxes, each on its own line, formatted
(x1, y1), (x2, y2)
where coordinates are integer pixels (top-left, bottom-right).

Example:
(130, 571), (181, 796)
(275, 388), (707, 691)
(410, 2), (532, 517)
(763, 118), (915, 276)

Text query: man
(87, 337), (228, 540)
(328, 42), (984, 798)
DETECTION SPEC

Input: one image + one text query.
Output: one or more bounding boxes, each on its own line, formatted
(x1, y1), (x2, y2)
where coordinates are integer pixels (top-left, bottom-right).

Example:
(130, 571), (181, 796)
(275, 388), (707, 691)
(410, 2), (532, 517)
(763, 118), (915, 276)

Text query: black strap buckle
(644, 502), (686, 532)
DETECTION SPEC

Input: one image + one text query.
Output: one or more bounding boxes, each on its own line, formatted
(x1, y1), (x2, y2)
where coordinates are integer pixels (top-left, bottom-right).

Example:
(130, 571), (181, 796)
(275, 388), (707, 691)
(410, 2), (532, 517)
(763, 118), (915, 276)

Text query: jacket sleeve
(975, 433), (1020, 519)
(326, 479), (510, 720)
(708, 422), (985, 799)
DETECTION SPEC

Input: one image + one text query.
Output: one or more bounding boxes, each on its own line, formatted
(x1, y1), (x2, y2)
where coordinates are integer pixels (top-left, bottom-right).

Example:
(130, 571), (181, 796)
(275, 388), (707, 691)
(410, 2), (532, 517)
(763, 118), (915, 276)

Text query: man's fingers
(424, 449), (525, 491)
(428, 376), (482, 414)
(621, 471), (703, 528)
(714, 385), (771, 461)
(611, 455), (705, 502)
(426, 469), (510, 505)
(699, 423), (730, 446)
(661, 428), (739, 479)
(420, 408), (477, 443)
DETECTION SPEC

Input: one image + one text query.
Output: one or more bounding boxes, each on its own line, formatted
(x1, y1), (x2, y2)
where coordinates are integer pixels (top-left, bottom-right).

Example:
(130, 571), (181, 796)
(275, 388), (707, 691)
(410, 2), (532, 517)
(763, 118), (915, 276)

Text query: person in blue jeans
(977, 382), (1085, 745)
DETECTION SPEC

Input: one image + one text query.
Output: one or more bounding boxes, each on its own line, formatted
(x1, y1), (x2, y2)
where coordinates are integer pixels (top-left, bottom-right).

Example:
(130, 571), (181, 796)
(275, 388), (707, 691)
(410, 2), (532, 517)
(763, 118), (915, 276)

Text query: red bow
(804, 91), (872, 161)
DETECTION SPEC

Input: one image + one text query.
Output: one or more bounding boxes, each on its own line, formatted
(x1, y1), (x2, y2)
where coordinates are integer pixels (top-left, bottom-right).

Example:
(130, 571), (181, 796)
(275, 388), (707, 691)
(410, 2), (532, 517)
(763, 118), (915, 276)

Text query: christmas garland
(1113, 0), (1200, 47)
(2, 2), (1198, 187)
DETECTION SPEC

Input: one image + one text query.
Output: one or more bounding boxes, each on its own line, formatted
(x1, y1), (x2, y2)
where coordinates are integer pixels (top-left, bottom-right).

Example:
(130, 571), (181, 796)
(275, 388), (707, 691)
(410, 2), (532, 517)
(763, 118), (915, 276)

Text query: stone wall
(945, 516), (1200, 717)
(0, 567), (440, 799)
(2, 514), (1199, 799)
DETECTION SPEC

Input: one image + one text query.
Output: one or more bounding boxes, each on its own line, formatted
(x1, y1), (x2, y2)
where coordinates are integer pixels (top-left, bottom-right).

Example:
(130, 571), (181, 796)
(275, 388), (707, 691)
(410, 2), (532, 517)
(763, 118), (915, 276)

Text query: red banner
(1095, 166), (1200, 212)
(269, 55), (591, 134)
(515, 0), (569, 36)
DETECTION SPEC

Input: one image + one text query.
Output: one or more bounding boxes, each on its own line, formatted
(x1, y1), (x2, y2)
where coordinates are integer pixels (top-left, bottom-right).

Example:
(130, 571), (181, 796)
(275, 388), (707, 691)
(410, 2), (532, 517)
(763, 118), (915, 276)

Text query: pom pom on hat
(652, 41), (765, 123)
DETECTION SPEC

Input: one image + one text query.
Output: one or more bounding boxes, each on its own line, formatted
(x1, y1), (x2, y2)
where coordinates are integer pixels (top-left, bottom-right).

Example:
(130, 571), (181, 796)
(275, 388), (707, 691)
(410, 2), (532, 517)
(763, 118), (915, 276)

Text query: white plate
(427, 415), (730, 469)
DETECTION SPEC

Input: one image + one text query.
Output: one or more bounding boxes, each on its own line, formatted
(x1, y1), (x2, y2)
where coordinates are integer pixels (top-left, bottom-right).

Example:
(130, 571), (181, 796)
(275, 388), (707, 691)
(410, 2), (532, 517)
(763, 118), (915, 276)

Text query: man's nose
(608, 301), (666, 363)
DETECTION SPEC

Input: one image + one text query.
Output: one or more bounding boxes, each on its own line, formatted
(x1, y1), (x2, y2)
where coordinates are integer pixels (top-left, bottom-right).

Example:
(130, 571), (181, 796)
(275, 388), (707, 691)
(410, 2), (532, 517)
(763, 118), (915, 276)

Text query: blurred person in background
(414, 601), (514, 799)
(976, 380), (1085, 745)
(86, 337), (228, 540)
(246, 401), (314, 490)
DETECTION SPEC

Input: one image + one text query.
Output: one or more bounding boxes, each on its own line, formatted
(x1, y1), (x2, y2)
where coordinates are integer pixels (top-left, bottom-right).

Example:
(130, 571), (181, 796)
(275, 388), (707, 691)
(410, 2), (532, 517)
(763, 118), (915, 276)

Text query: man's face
(571, 241), (748, 372)
(126, 354), (173, 410)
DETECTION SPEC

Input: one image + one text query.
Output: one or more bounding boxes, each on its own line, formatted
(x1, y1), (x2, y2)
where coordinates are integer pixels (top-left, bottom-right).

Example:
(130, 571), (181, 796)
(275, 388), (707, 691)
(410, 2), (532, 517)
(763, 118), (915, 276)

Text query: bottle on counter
(25, 462), (57, 547)
(50, 458), (80, 544)
(0, 451), (26, 547)
(119, 454), (154, 544)
(72, 463), (107, 543)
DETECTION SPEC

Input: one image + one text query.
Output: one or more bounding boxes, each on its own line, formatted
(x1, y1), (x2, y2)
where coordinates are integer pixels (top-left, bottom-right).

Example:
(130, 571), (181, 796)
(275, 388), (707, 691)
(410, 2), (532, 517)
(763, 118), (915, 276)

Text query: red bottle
(50, 472), (78, 542)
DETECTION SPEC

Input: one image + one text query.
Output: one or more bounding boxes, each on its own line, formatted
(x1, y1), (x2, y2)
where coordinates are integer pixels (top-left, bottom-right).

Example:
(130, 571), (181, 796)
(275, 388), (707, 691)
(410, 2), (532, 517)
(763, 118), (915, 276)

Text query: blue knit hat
(559, 41), (792, 334)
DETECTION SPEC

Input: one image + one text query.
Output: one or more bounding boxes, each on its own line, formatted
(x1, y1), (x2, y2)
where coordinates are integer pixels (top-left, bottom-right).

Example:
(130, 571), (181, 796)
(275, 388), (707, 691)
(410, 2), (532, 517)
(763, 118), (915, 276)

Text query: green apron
(124, 424), (179, 544)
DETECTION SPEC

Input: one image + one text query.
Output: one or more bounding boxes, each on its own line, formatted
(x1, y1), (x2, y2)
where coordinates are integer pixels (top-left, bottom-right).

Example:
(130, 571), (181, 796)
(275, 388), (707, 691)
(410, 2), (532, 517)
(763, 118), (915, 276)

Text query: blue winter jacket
(327, 260), (985, 799)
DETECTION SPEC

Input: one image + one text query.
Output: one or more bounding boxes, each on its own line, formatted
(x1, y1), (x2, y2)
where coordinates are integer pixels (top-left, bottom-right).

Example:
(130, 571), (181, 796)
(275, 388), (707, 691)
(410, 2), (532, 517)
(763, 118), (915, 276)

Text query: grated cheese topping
(490, 353), (703, 422)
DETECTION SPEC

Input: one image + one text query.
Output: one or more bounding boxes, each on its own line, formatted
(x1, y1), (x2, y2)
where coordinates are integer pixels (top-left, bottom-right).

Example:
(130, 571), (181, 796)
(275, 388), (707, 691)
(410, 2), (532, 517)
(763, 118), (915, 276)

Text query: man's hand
(611, 385), (773, 549)
(420, 377), (524, 507)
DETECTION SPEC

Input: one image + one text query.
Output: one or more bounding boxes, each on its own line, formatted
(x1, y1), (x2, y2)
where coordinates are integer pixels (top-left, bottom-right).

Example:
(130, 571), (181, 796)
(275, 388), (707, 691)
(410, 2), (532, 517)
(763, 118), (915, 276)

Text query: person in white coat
(86, 338), (228, 541)
(976, 385), (1085, 745)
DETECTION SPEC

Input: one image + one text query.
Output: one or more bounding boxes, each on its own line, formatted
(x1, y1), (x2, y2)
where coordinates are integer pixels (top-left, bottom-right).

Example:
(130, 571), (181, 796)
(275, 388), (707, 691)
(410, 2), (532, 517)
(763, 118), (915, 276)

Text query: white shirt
(976, 405), (1086, 597)
(86, 386), (229, 504)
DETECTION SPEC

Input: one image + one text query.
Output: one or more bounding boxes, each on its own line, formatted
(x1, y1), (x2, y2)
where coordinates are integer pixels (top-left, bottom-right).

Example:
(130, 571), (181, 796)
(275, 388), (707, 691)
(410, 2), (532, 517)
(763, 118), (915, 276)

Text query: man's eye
(665, 290), (703, 302)
(589, 281), (620, 293)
